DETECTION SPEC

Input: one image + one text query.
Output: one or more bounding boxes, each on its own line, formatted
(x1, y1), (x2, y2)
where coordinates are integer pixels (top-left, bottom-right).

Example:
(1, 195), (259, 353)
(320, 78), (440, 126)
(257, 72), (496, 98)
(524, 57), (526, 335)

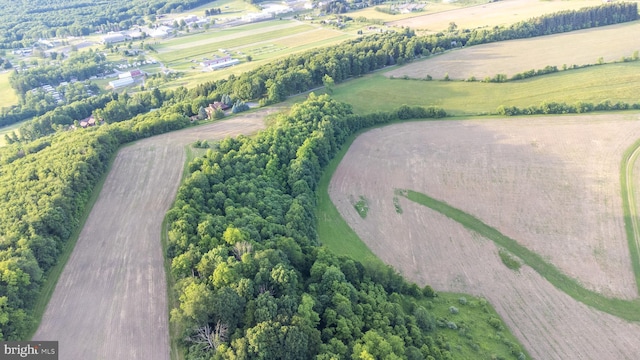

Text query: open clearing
(33, 114), (267, 359)
(0, 71), (18, 109)
(385, 21), (640, 80)
(389, 0), (605, 32)
(329, 114), (640, 359)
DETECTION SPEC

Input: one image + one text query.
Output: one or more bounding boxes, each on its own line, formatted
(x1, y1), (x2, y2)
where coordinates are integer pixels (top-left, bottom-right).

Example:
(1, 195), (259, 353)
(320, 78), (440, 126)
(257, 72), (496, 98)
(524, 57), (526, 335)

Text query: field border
(620, 138), (640, 292)
(28, 145), (120, 340)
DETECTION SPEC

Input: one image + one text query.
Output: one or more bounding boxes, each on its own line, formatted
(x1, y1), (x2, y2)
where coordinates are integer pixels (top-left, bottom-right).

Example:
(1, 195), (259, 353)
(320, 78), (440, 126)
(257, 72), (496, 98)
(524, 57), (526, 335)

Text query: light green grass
(0, 121), (23, 147)
(156, 24), (314, 65)
(328, 62), (640, 115)
(316, 132), (387, 270)
(400, 189), (640, 321)
(0, 71), (19, 109)
(619, 138), (640, 292)
(417, 292), (531, 359)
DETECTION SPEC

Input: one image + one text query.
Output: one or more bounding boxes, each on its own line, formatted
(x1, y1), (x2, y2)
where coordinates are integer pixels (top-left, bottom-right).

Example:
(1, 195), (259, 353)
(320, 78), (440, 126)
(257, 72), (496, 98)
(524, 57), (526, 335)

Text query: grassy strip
(400, 189), (640, 321)
(27, 144), (120, 339)
(620, 138), (640, 293)
(316, 131), (387, 270)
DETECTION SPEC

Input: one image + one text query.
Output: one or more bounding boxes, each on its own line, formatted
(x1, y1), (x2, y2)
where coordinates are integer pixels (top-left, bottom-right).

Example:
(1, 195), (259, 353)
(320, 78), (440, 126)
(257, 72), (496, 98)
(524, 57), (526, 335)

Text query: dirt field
(385, 21), (640, 80)
(33, 114), (267, 359)
(329, 114), (640, 359)
(389, 0), (605, 32)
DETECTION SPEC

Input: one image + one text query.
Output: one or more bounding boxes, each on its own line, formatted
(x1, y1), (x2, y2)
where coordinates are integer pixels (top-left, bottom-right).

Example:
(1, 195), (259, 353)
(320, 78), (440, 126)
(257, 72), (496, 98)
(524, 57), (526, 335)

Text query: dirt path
(329, 114), (640, 359)
(33, 114), (267, 360)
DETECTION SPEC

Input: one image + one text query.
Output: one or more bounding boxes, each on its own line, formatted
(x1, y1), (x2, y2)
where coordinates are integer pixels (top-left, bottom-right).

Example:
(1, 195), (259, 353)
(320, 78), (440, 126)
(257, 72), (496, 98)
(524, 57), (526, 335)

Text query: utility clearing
(33, 114), (267, 360)
(329, 114), (640, 359)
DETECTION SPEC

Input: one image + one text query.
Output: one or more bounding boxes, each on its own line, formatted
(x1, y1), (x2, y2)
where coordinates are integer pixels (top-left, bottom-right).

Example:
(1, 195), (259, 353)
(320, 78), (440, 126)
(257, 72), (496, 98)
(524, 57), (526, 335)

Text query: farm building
(101, 33), (128, 44)
(109, 77), (135, 89)
(118, 69), (144, 79)
(204, 102), (231, 118)
(201, 56), (240, 70)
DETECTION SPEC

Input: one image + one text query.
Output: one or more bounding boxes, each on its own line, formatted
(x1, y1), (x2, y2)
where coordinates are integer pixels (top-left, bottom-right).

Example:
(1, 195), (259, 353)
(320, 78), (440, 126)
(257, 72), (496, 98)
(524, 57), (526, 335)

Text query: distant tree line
(465, 2), (638, 45)
(497, 99), (640, 116)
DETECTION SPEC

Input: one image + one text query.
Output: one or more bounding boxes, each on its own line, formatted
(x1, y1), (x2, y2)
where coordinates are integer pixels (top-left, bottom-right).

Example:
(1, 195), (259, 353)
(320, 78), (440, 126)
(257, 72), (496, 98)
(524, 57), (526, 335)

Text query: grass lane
(399, 189), (640, 321)
(621, 138), (640, 293)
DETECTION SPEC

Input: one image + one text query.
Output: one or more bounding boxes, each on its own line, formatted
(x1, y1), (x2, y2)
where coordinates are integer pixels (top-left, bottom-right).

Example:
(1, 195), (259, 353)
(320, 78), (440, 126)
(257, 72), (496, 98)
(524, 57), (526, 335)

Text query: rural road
(34, 114), (267, 360)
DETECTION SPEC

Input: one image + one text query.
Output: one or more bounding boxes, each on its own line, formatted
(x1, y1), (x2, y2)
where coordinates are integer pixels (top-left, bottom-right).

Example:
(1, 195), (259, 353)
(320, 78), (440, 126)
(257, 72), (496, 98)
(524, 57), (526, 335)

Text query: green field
(0, 71), (18, 109)
(327, 62), (640, 115)
(0, 121), (22, 146)
(156, 23), (316, 65)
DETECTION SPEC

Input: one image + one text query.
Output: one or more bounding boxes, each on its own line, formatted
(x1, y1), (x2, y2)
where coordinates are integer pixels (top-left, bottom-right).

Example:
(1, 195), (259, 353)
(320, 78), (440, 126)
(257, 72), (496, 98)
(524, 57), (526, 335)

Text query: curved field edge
(621, 138), (640, 291)
(316, 121), (531, 358)
(399, 189), (640, 321)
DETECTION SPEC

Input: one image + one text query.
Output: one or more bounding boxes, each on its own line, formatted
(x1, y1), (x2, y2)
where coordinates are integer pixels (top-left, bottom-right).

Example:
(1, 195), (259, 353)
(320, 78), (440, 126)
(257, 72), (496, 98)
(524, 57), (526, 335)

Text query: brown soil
(329, 114), (640, 359)
(385, 21), (640, 80)
(33, 114), (267, 359)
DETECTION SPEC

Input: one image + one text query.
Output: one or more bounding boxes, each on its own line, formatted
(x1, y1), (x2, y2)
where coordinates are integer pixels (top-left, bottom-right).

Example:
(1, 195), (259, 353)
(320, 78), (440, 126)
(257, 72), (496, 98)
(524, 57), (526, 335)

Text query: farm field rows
(328, 115), (640, 359)
(389, 0), (605, 32)
(34, 114), (267, 359)
(385, 21), (640, 80)
(329, 61), (640, 115)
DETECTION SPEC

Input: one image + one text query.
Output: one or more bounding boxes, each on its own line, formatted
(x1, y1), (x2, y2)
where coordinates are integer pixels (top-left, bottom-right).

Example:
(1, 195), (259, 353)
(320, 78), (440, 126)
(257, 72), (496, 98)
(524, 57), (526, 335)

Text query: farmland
(327, 61), (640, 115)
(327, 115), (640, 359)
(33, 114), (266, 359)
(389, 0), (606, 32)
(385, 21), (640, 80)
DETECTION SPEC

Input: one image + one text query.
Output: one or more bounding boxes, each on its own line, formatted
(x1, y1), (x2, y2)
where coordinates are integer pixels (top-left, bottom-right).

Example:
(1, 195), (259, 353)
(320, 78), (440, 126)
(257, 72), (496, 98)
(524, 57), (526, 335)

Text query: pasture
(327, 61), (640, 115)
(34, 114), (267, 359)
(327, 115), (640, 359)
(385, 21), (640, 80)
(389, 0), (606, 32)
(0, 71), (18, 109)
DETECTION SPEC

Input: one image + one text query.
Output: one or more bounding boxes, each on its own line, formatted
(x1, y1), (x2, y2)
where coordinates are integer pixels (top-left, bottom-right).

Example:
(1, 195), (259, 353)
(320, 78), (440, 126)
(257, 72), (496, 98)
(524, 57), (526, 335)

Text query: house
(204, 102), (231, 118)
(200, 56), (240, 70)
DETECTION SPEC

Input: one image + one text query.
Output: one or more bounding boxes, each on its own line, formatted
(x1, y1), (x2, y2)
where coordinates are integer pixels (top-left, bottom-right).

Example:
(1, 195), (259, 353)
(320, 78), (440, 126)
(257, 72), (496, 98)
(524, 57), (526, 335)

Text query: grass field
(326, 62), (640, 115)
(0, 121), (22, 146)
(390, 0), (607, 32)
(155, 22), (315, 65)
(0, 71), (18, 109)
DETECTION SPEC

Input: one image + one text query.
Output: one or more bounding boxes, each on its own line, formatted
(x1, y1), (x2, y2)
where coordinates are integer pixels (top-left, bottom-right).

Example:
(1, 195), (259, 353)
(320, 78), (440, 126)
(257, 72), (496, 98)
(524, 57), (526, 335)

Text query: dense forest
(0, 0), (212, 48)
(165, 94), (508, 359)
(0, 1), (636, 351)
